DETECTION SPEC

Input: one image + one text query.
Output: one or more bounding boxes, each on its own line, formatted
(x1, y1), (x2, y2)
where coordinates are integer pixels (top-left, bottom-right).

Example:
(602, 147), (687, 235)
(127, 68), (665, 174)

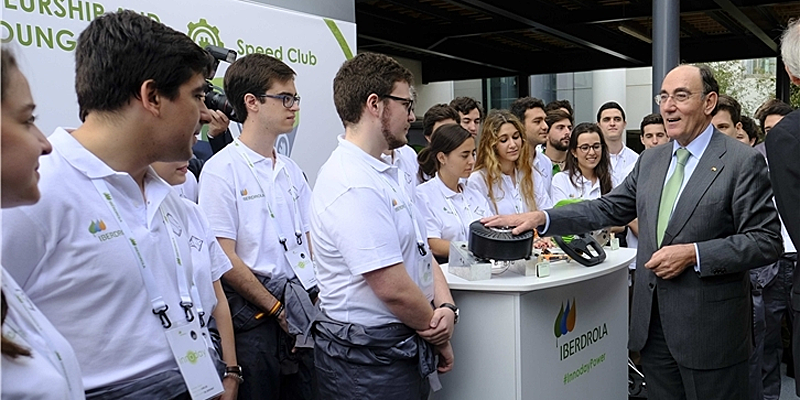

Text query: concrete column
(652, 0), (680, 113)
(593, 69), (627, 143)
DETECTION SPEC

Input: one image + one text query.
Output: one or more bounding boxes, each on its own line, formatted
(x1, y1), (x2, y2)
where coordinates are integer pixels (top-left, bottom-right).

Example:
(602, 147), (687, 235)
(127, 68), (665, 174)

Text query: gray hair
(781, 19), (800, 80)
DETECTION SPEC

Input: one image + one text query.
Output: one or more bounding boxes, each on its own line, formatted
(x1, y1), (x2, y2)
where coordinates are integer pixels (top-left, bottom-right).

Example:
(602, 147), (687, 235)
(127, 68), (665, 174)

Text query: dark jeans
(750, 254), (795, 400)
(762, 254), (795, 400)
(225, 283), (316, 400)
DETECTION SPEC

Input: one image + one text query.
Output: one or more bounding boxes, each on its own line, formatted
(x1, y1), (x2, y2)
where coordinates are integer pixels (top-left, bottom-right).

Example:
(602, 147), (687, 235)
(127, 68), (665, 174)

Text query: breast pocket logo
(88, 219), (106, 234)
(392, 198), (406, 212)
(89, 219), (124, 242)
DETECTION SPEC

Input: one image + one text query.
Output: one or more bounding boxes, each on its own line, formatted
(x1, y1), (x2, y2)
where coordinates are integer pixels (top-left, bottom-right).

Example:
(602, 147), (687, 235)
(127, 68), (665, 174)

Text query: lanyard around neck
(378, 167), (427, 257)
(233, 139), (304, 250)
(91, 178), (194, 329)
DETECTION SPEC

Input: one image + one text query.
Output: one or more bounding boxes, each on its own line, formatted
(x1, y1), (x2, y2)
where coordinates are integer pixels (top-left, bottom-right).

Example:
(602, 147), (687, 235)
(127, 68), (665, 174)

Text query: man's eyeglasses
(382, 94), (415, 115)
(577, 144), (602, 153)
(654, 91), (699, 106)
(259, 94), (301, 109)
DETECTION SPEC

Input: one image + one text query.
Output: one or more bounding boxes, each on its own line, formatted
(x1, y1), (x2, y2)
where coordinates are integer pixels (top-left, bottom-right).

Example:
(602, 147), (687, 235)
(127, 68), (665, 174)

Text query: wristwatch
(439, 303), (459, 324)
(224, 365), (244, 384)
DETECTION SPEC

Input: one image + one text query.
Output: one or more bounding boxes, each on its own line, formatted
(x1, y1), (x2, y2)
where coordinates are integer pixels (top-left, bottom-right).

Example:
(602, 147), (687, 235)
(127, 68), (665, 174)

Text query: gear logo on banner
(187, 19), (223, 48)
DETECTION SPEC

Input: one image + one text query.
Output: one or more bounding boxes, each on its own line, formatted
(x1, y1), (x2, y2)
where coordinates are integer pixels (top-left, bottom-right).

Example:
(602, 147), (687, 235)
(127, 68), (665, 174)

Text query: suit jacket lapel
(662, 131), (727, 245)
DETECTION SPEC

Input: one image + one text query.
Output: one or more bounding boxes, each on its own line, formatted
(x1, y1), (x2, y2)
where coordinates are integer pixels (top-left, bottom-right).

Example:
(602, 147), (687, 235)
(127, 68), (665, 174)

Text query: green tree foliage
(706, 59), (777, 116)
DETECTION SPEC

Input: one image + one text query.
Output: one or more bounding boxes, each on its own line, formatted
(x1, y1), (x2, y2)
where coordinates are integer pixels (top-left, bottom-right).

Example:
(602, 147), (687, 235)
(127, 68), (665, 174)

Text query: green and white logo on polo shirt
(88, 219), (124, 242)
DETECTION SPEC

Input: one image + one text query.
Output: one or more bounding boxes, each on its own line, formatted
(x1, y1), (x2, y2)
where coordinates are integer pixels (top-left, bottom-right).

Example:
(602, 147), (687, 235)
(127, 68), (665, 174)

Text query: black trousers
(640, 293), (748, 400)
(225, 283), (317, 400)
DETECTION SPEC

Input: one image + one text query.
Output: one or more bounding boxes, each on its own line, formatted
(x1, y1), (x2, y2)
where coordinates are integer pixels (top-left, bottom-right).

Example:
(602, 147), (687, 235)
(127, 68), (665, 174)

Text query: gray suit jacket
(546, 128), (782, 370)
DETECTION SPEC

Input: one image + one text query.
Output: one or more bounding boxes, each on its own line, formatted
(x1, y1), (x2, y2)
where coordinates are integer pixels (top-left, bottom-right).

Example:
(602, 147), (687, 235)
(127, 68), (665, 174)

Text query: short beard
(549, 135), (569, 151)
(381, 107), (406, 150)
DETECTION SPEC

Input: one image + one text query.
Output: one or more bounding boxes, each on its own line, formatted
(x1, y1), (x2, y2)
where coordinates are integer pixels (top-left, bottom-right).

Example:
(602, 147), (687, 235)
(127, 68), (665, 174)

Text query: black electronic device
(467, 221), (533, 261)
(553, 233), (606, 266)
(203, 45), (239, 122)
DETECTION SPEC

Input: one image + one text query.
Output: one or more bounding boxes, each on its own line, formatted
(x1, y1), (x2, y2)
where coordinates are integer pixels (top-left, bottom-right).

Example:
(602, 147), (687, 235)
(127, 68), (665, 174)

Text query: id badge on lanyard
(284, 237), (317, 290)
(91, 179), (223, 400)
(418, 246), (434, 287)
(165, 318), (224, 399)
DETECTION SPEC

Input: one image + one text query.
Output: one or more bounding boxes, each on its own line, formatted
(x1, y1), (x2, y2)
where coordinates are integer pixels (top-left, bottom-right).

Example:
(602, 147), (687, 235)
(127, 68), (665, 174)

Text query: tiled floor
(781, 363), (798, 399)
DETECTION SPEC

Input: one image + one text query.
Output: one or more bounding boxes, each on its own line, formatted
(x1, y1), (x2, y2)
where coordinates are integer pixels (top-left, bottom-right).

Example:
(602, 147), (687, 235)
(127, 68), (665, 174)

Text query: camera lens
(203, 82), (238, 122)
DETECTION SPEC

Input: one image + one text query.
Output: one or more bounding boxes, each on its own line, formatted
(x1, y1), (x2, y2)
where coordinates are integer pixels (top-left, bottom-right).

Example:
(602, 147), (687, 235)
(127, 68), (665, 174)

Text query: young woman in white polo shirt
(0, 49), (85, 400)
(550, 122), (620, 203)
(151, 160), (242, 396)
(415, 124), (493, 262)
(468, 110), (552, 215)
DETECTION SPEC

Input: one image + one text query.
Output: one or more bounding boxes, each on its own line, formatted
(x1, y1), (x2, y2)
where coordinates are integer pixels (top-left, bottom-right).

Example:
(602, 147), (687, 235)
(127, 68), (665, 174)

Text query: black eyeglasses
(259, 94), (301, 108)
(381, 94), (415, 115)
(577, 144), (602, 153)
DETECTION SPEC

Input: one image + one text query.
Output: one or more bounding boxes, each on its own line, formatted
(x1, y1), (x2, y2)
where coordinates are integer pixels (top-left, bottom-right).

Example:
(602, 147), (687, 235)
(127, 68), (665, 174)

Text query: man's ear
(366, 93), (382, 118)
(139, 79), (161, 116)
(244, 93), (261, 115)
(704, 92), (718, 116)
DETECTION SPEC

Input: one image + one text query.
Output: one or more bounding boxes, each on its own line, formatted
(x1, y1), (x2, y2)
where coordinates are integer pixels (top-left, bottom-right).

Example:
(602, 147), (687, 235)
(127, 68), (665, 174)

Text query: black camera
(204, 45), (239, 122)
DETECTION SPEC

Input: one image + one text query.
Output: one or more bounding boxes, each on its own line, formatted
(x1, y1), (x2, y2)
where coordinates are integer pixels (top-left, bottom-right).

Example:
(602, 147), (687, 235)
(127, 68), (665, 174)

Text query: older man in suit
(485, 64), (782, 400)
(765, 18), (800, 397)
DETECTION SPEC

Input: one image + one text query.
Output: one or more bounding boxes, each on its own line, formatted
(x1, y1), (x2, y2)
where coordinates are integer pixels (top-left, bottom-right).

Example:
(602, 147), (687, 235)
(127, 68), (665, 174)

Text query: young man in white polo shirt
(311, 52), (456, 399)
(596, 101), (639, 183)
(510, 96), (553, 194)
(198, 54), (317, 400)
(1, 11), (224, 399)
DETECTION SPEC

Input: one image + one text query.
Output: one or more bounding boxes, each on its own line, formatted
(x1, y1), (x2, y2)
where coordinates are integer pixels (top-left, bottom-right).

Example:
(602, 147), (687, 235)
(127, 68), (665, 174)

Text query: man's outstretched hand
(481, 211), (545, 235)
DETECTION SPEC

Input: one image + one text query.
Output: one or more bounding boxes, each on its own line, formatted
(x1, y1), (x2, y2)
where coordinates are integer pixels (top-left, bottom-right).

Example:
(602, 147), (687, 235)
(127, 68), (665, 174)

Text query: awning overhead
(355, 0), (800, 82)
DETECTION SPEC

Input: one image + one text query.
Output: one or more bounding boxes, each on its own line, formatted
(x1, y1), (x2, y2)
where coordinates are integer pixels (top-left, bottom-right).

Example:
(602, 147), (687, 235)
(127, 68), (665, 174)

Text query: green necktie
(657, 148), (691, 246)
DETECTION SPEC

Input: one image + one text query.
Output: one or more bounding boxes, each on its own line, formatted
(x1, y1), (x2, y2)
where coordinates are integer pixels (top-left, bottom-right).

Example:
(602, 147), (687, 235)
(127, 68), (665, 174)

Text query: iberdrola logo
(241, 189), (248, 196)
(554, 298), (577, 345)
(88, 220), (107, 234)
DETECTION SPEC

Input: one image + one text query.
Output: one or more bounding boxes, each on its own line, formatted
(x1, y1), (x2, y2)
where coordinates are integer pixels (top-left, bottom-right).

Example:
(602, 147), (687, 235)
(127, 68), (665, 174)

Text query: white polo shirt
(550, 171), (622, 204)
(533, 151), (553, 195)
(1, 268), (85, 400)
(415, 175), (493, 242)
(182, 198), (232, 315)
(198, 140), (311, 280)
(311, 136), (434, 327)
(1, 128), (201, 391)
(381, 144), (418, 196)
(468, 168), (553, 215)
(176, 172), (198, 203)
(609, 146), (639, 184)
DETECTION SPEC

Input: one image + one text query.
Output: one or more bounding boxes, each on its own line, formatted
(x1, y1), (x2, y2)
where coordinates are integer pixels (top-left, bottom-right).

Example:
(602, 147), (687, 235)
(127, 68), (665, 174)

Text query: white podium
(436, 248), (635, 400)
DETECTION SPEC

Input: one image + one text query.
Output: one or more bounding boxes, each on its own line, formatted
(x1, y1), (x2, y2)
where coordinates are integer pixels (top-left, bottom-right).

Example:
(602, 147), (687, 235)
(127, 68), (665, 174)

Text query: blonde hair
(474, 110), (537, 213)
